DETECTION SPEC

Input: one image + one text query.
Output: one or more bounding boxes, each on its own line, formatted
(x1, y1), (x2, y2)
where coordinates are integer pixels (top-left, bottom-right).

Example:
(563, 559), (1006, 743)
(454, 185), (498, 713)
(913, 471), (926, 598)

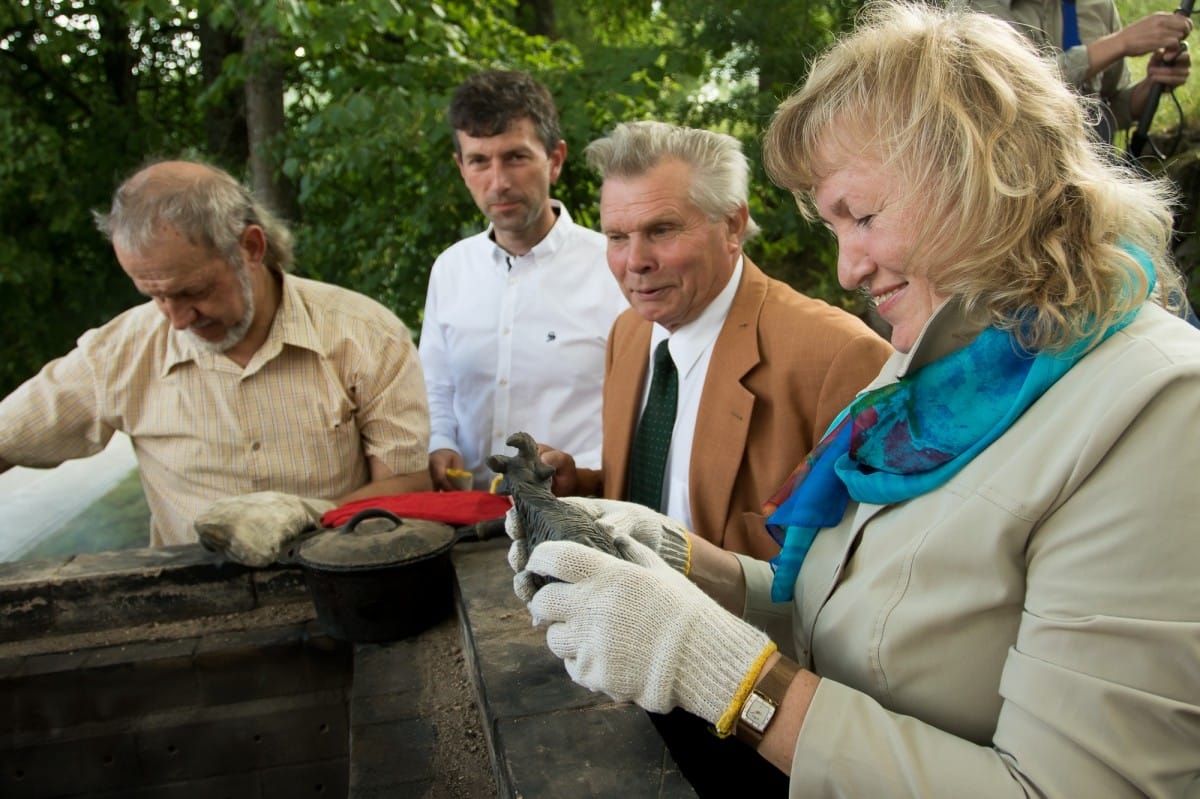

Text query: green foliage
(654, 0), (868, 312)
(0, 0), (857, 396)
(8, 0), (1200, 397)
(278, 0), (587, 325)
(0, 0), (206, 394)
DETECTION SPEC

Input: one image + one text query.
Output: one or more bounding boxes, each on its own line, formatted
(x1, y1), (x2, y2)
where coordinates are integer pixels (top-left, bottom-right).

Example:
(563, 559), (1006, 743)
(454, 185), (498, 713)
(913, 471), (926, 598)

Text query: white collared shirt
(419, 202), (628, 488)
(643, 256), (744, 527)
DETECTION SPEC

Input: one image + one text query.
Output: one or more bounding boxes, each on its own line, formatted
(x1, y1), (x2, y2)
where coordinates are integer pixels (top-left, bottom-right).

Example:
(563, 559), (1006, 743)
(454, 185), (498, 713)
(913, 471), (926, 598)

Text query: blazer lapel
(602, 315), (652, 499)
(688, 261), (768, 542)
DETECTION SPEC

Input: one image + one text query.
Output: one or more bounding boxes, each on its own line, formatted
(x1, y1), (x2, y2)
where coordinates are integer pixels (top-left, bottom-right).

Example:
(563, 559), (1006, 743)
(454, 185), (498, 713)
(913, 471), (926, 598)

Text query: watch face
(740, 692), (776, 732)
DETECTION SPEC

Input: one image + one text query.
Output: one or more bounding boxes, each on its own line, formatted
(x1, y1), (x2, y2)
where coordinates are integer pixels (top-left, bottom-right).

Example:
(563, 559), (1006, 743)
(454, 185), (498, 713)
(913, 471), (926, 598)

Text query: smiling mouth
(873, 285), (903, 307)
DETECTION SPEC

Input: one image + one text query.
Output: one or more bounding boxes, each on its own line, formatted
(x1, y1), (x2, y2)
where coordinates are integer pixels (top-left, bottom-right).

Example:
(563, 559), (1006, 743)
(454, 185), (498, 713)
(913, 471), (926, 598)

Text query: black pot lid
(296, 509), (455, 570)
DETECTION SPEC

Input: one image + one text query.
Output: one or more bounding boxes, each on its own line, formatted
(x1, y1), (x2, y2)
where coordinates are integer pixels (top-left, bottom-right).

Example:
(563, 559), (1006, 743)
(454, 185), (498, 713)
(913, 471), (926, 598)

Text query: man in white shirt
(419, 70), (627, 491)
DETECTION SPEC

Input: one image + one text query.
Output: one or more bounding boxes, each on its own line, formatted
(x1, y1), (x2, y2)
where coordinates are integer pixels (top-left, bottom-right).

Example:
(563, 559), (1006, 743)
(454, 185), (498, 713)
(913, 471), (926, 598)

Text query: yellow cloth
(0, 275), (429, 546)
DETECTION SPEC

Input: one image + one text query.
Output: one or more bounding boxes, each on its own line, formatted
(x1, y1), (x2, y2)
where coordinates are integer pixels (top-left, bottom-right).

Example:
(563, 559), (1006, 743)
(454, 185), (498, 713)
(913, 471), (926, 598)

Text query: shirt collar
(650, 255), (744, 379)
(487, 200), (572, 268)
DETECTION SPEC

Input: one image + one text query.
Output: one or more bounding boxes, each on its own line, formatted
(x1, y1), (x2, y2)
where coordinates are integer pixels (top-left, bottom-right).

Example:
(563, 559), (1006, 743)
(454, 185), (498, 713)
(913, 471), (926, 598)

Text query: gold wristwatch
(735, 656), (800, 747)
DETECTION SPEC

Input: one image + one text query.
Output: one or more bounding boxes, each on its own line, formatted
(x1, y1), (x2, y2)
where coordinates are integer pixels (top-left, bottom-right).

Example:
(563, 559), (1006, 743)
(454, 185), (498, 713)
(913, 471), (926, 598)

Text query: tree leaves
(0, 0), (862, 395)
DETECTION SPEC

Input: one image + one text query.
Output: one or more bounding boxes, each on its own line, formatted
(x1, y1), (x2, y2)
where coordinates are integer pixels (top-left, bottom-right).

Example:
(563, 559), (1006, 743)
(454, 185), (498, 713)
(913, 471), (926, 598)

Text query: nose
(623, 234), (655, 274)
(836, 244), (874, 292)
(157, 297), (196, 329)
(486, 161), (510, 192)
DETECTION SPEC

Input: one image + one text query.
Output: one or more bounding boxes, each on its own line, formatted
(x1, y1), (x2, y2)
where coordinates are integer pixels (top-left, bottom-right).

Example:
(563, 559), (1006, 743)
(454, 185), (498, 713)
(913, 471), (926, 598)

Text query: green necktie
(628, 339), (678, 511)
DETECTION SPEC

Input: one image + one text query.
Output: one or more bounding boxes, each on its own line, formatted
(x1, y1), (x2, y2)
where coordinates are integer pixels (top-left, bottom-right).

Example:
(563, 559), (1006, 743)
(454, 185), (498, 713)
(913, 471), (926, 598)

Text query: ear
(548, 140), (567, 184)
(240, 224), (268, 269)
(726, 205), (749, 247)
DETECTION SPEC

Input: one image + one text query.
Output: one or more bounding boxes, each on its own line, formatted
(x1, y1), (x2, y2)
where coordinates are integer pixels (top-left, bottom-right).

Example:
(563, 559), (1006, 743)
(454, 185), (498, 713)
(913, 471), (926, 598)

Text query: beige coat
(741, 301), (1200, 797)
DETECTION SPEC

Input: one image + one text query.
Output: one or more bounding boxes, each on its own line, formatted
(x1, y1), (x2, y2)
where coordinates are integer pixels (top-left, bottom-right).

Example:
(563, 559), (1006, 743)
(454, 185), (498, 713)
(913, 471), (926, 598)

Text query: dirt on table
(416, 612), (498, 799)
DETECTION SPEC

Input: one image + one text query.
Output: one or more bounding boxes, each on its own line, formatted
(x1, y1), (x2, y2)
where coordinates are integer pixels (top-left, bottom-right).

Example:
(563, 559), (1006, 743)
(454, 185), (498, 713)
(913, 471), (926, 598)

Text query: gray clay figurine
(486, 431), (626, 588)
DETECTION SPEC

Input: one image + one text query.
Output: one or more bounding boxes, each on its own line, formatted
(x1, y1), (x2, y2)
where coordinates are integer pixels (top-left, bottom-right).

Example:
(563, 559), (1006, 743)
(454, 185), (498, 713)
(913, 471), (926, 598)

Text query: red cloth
(321, 491), (512, 529)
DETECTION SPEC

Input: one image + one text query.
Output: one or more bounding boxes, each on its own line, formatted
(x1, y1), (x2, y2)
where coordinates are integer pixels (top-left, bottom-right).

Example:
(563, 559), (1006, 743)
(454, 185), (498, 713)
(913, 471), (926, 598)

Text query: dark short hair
(448, 70), (561, 155)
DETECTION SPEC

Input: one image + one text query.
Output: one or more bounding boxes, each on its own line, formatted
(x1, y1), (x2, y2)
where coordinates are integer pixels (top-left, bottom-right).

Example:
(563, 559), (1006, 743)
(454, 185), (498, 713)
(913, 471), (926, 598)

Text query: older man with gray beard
(0, 159), (431, 555)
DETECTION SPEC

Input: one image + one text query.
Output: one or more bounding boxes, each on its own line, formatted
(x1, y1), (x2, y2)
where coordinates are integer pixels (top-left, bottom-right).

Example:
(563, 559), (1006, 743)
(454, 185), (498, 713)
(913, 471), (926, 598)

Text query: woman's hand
(525, 536), (774, 734)
(504, 497), (692, 601)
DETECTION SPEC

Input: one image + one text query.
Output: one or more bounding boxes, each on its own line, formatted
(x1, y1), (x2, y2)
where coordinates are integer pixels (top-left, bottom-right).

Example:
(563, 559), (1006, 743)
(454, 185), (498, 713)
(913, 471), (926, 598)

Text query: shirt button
(251, 442), (262, 452)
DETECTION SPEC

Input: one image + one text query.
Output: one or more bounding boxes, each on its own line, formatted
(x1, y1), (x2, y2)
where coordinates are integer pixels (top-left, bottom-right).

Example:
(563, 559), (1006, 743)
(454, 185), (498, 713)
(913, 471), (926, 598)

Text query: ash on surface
(416, 613), (497, 799)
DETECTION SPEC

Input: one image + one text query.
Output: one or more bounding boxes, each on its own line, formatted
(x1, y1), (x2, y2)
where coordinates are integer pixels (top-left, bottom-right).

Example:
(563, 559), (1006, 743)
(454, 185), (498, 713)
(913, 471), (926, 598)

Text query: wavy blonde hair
(763, 1), (1185, 353)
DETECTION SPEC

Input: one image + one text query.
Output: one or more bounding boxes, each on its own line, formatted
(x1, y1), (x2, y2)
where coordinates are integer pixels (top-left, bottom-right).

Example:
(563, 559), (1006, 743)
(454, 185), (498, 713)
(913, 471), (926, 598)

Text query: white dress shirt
(644, 257), (743, 528)
(419, 202), (628, 489)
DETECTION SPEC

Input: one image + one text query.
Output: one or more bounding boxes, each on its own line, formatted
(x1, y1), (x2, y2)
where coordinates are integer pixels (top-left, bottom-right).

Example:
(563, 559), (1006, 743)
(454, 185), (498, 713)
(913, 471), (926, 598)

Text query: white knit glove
(194, 491), (336, 567)
(504, 497), (692, 602)
(526, 536), (775, 735)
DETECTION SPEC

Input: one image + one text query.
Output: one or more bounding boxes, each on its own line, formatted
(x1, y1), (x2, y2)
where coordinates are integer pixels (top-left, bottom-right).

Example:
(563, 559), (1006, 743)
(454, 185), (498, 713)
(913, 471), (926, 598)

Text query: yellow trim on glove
(713, 640), (778, 737)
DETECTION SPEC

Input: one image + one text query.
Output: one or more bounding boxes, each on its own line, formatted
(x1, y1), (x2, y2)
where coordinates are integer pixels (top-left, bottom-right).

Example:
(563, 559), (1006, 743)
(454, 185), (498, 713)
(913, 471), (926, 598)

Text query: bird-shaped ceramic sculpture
(486, 431), (625, 588)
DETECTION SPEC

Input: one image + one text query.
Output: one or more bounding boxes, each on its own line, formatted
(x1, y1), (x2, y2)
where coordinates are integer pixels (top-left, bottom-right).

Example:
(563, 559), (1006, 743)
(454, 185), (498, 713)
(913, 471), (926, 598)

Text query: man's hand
(1146, 42), (1192, 88)
(194, 491), (335, 567)
(536, 446), (579, 496)
(429, 448), (467, 492)
(1117, 11), (1193, 59)
(526, 536), (774, 735)
(504, 496), (692, 602)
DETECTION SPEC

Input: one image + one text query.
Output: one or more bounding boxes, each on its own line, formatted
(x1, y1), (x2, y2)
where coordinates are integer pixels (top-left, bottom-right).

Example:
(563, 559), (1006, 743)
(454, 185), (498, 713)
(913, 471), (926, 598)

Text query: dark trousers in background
(650, 708), (790, 797)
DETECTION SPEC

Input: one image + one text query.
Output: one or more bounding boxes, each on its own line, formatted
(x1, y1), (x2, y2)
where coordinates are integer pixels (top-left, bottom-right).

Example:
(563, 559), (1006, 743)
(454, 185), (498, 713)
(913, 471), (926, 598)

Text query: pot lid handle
(343, 507), (405, 531)
(295, 510), (456, 570)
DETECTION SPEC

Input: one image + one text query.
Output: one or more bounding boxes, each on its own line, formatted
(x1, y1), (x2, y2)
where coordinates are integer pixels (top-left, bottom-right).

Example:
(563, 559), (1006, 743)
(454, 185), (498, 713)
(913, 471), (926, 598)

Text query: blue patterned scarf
(765, 252), (1154, 602)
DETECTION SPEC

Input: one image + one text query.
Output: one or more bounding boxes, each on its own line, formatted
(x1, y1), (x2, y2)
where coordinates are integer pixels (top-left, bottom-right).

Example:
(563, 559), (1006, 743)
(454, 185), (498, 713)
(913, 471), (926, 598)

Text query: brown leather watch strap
(734, 656), (801, 747)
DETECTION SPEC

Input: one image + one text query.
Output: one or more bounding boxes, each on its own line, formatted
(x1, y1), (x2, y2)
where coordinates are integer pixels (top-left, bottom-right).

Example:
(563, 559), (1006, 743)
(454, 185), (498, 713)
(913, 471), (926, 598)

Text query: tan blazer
(739, 301), (1200, 797)
(598, 258), (892, 558)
